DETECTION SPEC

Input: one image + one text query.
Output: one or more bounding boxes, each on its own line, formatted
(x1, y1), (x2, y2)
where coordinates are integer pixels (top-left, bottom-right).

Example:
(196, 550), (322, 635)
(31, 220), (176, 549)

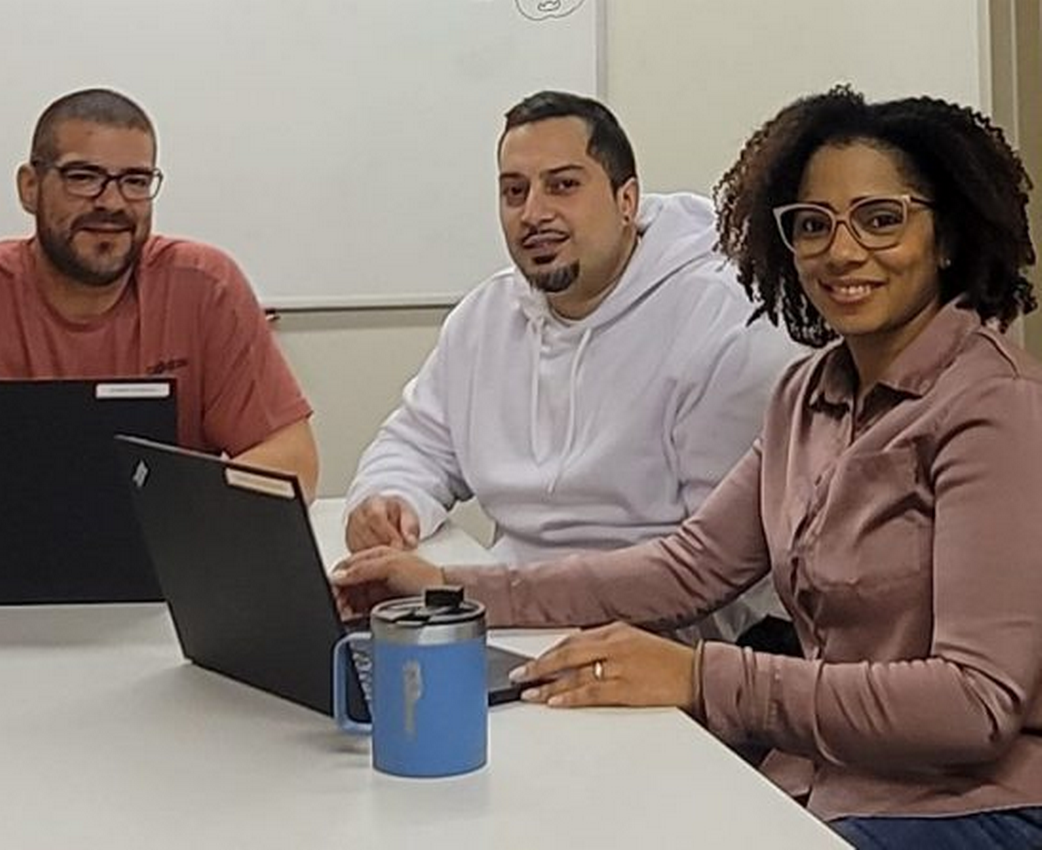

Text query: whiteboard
(0, 0), (601, 309)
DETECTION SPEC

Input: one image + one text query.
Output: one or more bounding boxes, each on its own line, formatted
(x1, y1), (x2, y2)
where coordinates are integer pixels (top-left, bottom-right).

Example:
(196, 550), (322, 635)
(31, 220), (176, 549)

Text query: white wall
(273, 308), (447, 495)
(606, 0), (985, 195)
(276, 0), (989, 513)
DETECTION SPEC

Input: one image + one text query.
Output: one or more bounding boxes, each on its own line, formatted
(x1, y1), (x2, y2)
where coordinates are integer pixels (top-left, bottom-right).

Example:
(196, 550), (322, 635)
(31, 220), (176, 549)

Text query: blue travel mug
(333, 586), (488, 778)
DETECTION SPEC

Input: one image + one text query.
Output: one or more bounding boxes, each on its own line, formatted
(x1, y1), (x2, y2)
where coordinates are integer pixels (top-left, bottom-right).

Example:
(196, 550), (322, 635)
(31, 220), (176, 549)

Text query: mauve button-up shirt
(448, 301), (1042, 821)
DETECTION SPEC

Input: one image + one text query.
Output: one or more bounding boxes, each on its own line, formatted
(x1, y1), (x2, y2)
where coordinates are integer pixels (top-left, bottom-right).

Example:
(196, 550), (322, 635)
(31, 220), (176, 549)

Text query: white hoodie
(347, 193), (801, 640)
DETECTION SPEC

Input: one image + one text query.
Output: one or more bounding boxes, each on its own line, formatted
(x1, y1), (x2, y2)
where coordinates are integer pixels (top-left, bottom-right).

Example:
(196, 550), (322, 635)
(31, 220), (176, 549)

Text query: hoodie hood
(512, 192), (720, 330)
(510, 192), (722, 491)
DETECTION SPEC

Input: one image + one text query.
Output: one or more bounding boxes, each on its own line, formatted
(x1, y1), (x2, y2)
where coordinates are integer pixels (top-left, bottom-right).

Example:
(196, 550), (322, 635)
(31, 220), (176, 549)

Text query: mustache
(520, 226), (568, 246)
(72, 212), (135, 231)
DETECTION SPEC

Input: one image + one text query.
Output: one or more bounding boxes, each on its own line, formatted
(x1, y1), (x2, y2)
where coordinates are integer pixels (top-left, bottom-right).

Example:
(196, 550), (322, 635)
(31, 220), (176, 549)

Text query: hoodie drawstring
(547, 326), (591, 494)
(526, 314), (592, 493)
(527, 316), (545, 460)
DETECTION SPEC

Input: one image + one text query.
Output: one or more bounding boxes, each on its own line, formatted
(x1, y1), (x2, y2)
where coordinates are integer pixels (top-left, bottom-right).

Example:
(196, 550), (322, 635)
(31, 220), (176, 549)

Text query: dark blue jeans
(831, 807), (1042, 849)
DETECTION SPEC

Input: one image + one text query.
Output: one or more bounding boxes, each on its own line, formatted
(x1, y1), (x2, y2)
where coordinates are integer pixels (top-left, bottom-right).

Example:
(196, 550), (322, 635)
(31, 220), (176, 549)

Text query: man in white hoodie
(344, 91), (799, 643)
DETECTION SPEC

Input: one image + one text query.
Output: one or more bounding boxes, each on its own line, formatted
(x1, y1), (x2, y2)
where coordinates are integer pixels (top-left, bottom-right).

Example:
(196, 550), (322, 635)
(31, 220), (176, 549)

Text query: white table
(0, 501), (847, 849)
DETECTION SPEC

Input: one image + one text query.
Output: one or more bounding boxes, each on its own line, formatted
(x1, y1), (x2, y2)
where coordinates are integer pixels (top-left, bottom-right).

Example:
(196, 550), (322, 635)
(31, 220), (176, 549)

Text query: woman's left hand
(510, 622), (697, 710)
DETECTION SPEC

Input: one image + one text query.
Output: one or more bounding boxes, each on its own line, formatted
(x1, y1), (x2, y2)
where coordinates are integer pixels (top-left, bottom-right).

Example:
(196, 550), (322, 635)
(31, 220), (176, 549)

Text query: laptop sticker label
(96, 382), (172, 399)
(224, 468), (295, 499)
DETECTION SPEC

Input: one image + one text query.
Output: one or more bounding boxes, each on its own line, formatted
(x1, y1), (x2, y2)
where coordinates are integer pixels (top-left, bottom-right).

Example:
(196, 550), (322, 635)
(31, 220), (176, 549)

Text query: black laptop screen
(0, 378), (176, 603)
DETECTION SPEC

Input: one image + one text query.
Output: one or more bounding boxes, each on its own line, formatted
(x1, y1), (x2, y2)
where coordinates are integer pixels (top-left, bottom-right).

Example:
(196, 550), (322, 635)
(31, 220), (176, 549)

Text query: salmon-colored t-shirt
(0, 236), (311, 455)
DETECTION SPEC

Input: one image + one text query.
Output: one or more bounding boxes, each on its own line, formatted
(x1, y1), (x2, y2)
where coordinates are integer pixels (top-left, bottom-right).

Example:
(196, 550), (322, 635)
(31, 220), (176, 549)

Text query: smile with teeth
(822, 280), (878, 303)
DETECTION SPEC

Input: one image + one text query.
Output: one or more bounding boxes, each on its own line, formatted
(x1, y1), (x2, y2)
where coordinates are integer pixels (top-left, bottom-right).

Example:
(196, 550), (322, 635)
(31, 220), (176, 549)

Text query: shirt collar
(810, 300), (982, 410)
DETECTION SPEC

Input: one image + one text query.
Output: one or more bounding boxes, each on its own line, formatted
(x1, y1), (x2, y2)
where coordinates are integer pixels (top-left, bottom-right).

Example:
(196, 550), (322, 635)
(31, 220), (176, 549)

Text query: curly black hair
(714, 85), (1036, 347)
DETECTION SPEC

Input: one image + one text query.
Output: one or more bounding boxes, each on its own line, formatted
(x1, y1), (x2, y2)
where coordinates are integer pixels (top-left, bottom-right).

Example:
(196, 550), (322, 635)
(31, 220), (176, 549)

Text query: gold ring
(592, 659), (604, 681)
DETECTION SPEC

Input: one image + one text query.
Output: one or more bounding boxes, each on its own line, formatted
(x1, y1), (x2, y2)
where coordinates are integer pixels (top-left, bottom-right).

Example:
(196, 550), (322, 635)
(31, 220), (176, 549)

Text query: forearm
(445, 535), (767, 630)
(347, 394), (473, 539)
(347, 440), (456, 539)
(701, 644), (1028, 769)
(235, 418), (319, 503)
(447, 450), (772, 629)
(445, 545), (699, 630)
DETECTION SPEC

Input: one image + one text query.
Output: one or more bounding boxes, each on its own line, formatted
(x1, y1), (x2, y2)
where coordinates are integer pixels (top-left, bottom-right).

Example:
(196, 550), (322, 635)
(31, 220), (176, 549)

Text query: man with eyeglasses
(0, 88), (318, 499)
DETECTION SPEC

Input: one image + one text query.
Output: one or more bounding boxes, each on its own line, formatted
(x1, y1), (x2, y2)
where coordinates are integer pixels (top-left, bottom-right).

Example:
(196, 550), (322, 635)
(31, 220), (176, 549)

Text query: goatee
(527, 261), (579, 294)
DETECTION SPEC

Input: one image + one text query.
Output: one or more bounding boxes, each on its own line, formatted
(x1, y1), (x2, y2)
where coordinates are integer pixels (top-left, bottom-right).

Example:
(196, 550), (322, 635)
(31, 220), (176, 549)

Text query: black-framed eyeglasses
(32, 160), (164, 201)
(773, 194), (933, 258)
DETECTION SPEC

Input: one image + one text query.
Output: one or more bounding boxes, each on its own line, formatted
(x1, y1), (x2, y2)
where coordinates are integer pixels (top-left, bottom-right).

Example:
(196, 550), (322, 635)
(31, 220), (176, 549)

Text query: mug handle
(332, 633), (372, 734)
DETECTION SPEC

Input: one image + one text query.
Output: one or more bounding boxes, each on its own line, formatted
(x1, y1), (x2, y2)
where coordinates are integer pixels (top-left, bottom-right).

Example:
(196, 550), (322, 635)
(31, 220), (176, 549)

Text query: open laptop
(0, 378), (176, 604)
(114, 435), (535, 721)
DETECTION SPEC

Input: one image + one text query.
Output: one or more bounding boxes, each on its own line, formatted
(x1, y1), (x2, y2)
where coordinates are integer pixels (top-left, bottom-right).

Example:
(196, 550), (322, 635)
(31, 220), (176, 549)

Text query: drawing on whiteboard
(515, 0), (587, 22)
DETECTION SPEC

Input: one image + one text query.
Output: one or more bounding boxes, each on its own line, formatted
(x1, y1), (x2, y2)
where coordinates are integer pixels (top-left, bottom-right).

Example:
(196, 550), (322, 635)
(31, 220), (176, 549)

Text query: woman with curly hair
(334, 87), (1042, 847)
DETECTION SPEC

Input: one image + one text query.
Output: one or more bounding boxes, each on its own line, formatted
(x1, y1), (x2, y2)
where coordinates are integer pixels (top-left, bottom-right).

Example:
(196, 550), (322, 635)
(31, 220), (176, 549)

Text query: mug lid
(373, 585), (485, 628)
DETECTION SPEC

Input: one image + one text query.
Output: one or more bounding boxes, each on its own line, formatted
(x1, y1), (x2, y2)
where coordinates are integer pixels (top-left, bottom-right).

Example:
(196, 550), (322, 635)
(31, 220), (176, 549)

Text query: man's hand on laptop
(346, 495), (420, 552)
(330, 547), (444, 619)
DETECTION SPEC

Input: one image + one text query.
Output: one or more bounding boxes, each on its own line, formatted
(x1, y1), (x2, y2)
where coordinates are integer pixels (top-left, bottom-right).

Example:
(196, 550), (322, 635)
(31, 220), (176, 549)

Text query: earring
(939, 257), (951, 269)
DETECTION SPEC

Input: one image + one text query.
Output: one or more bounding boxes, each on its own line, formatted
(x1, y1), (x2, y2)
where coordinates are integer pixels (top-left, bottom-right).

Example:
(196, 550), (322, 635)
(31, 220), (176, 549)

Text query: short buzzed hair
(31, 88), (156, 163)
